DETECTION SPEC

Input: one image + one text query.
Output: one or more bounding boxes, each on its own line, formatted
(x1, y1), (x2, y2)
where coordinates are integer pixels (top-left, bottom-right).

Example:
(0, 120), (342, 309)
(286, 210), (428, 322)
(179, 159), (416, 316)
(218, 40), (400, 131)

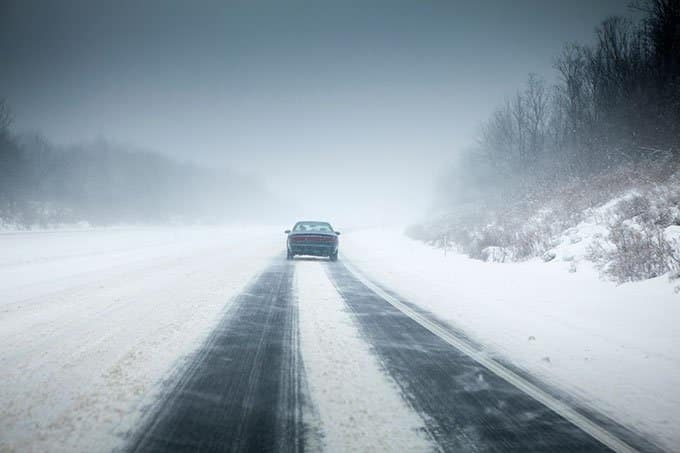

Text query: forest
(0, 101), (278, 227)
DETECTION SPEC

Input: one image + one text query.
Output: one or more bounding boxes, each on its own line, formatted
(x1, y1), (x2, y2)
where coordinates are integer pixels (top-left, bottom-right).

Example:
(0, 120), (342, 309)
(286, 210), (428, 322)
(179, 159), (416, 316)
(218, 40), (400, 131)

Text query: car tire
(286, 250), (294, 260)
(329, 251), (338, 262)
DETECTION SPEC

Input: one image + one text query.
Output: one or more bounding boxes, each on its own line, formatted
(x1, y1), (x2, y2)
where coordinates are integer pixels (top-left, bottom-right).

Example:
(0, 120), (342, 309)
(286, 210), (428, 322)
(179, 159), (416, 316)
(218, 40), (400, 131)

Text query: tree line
(439, 0), (680, 209)
(0, 102), (279, 227)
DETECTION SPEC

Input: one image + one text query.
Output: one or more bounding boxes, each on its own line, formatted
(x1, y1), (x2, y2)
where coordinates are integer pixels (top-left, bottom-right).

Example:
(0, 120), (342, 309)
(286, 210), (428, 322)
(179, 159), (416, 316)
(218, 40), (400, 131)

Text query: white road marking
(343, 261), (639, 453)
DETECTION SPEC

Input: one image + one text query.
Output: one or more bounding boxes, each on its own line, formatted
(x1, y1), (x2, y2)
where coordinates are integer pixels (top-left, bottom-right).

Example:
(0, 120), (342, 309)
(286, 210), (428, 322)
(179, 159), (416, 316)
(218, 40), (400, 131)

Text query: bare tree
(524, 74), (549, 161)
(0, 98), (12, 133)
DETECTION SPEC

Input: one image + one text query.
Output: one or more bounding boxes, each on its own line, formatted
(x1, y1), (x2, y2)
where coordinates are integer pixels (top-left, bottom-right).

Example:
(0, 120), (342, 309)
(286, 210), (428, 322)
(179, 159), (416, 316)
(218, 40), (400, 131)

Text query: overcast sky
(0, 0), (632, 224)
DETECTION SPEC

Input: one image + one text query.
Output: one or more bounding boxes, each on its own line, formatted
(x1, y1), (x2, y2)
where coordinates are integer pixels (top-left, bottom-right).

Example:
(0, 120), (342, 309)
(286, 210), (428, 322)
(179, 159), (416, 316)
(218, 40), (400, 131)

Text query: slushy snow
(295, 260), (433, 452)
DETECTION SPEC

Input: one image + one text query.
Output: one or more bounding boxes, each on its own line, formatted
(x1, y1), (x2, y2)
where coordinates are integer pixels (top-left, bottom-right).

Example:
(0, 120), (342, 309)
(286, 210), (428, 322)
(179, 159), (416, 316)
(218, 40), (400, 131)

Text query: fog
(3, 3), (680, 451)
(1, 0), (630, 226)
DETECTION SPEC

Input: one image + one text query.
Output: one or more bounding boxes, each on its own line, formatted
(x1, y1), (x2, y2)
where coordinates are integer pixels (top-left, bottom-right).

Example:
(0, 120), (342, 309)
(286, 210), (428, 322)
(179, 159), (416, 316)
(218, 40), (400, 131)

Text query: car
(285, 220), (340, 261)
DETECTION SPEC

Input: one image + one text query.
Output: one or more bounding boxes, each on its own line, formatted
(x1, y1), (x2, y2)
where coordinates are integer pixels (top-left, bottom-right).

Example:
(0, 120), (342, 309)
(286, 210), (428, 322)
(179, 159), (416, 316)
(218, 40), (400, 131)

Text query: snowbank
(420, 165), (680, 286)
(342, 227), (680, 451)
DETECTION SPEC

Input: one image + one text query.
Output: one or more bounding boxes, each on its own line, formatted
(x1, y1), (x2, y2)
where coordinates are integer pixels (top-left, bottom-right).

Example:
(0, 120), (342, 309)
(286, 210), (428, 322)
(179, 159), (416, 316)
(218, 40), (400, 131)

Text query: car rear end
(287, 232), (338, 258)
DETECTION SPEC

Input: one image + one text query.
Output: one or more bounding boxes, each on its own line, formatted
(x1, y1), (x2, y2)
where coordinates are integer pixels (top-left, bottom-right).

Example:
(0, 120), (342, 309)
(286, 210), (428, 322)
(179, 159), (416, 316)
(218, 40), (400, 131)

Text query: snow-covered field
(342, 227), (680, 452)
(0, 226), (281, 452)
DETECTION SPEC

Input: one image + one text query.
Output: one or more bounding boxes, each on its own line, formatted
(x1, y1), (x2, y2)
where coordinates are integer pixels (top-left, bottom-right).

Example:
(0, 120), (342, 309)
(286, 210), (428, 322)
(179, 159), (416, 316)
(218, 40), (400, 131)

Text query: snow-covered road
(128, 255), (646, 452)
(0, 227), (281, 452)
(0, 227), (671, 452)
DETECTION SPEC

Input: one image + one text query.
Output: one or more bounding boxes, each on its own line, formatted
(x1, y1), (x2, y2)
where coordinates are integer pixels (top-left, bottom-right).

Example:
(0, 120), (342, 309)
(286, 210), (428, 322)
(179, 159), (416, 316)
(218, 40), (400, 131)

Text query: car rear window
(293, 222), (333, 232)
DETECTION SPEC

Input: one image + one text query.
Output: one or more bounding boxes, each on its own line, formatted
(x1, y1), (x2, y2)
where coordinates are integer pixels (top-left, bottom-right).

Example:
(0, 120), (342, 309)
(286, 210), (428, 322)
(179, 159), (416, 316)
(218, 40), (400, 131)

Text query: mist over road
(2, 1), (678, 451)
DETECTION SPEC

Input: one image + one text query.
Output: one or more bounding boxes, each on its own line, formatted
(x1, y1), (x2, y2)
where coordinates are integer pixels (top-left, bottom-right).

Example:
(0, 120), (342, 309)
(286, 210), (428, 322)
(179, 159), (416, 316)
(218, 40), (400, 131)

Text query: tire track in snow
(128, 259), (307, 452)
(327, 261), (621, 452)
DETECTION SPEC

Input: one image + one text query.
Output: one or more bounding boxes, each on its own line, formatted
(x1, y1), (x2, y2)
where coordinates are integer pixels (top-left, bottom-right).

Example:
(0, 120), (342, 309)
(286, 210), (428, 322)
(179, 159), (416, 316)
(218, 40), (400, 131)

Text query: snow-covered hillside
(419, 164), (680, 289)
(342, 227), (679, 451)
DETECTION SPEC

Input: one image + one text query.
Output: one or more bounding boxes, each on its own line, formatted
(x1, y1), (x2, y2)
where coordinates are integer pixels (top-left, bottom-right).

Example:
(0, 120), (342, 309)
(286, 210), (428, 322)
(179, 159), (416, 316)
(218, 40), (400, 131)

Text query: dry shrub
(615, 195), (651, 220)
(418, 159), (680, 282)
(596, 222), (678, 282)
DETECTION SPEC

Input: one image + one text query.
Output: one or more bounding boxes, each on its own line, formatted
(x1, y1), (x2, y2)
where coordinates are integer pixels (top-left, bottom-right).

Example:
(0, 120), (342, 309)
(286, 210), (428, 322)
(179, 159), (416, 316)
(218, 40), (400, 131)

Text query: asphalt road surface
(130, 261), (305, 452)
(127, 258), (655, 453)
